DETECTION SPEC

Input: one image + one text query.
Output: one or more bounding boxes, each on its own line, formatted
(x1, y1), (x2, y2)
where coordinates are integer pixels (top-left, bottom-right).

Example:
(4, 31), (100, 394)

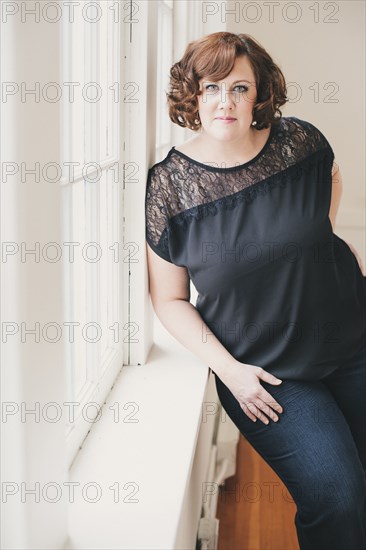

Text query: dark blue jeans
(214, 340), (366, 550)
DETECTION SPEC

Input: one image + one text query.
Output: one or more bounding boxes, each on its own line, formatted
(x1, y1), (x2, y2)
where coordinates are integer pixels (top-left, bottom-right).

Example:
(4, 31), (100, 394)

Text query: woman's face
(196, 55), (257, 142)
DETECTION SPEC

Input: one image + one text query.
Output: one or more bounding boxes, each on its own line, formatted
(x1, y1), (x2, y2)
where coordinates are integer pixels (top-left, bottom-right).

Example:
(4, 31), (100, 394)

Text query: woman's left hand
(344, 240), (366, 276)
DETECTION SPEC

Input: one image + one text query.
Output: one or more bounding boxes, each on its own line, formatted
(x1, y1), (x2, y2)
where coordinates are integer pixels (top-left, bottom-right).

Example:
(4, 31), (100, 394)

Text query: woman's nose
(217, 87), (237, 108)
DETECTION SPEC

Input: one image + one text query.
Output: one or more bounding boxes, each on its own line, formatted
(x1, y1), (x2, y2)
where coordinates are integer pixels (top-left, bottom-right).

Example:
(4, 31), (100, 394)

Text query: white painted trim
(59, 157), (119, 186)
(122, 1), (158, 366)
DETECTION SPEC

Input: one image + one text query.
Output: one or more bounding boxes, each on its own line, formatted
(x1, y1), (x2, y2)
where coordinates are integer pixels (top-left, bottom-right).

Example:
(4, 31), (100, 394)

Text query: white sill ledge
(64, 315), (211, 550)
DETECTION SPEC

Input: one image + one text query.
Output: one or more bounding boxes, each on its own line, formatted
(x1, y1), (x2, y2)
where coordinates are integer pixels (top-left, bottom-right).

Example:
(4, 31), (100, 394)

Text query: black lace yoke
(145, 116), (366, 381)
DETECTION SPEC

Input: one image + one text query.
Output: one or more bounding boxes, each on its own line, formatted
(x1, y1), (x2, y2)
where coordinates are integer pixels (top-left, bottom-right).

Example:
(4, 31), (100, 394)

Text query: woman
(145, 31), (366, 549)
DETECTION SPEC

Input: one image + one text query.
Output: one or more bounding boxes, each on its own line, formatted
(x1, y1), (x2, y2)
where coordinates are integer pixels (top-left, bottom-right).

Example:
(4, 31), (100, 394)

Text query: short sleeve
(145, 167), (173, 263)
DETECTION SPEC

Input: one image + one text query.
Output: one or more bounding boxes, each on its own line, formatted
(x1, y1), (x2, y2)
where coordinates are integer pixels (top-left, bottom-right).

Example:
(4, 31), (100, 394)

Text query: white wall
(1, 5), (67, 549)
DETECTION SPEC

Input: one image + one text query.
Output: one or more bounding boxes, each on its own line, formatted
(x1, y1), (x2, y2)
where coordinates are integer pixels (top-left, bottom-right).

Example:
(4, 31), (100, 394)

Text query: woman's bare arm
(328, 160), (342, 233)
(329, 162), (365, 275)
(146, 243), (238, 379)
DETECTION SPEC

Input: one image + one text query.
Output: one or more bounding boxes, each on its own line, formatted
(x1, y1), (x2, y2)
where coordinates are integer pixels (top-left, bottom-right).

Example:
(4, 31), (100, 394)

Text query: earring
(251, 107), (257, 126)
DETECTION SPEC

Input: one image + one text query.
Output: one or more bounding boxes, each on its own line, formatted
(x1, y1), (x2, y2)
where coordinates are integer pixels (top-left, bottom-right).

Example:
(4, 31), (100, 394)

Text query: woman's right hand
(221, 362), (284, 424)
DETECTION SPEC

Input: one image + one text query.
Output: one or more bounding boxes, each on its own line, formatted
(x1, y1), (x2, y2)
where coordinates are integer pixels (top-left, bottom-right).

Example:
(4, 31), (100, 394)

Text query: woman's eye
(234, 85), (249, 93)
(205, 84), (218, 91)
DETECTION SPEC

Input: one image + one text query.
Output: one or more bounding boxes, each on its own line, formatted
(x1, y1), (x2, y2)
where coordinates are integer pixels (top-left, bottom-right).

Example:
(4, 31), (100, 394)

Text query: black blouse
(145, 116), (366, 381)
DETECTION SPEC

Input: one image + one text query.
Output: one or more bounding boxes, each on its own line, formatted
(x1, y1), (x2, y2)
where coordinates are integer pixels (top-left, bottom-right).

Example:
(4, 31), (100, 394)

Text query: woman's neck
(182, 126), (270, 166)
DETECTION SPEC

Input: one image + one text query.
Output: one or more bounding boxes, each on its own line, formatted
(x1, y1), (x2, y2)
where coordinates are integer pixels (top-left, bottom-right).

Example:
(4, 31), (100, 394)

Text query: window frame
(60, 0), (124, 469)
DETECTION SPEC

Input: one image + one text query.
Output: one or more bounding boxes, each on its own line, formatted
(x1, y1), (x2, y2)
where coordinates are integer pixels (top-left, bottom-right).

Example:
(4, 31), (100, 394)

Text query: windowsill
(64, 313), (211, 550)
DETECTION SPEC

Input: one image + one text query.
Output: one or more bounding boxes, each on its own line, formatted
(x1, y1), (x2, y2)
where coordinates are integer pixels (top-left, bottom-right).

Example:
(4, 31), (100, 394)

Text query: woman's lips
(216, 118), (236, 123)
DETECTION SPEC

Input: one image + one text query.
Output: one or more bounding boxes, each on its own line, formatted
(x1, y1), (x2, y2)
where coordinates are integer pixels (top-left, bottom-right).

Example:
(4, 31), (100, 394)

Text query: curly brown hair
(166, 31), (288, 131)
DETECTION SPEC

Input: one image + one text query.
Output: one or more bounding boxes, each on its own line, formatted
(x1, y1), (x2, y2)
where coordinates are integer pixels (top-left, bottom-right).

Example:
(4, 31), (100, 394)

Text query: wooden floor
(216, 435), (300, 550)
